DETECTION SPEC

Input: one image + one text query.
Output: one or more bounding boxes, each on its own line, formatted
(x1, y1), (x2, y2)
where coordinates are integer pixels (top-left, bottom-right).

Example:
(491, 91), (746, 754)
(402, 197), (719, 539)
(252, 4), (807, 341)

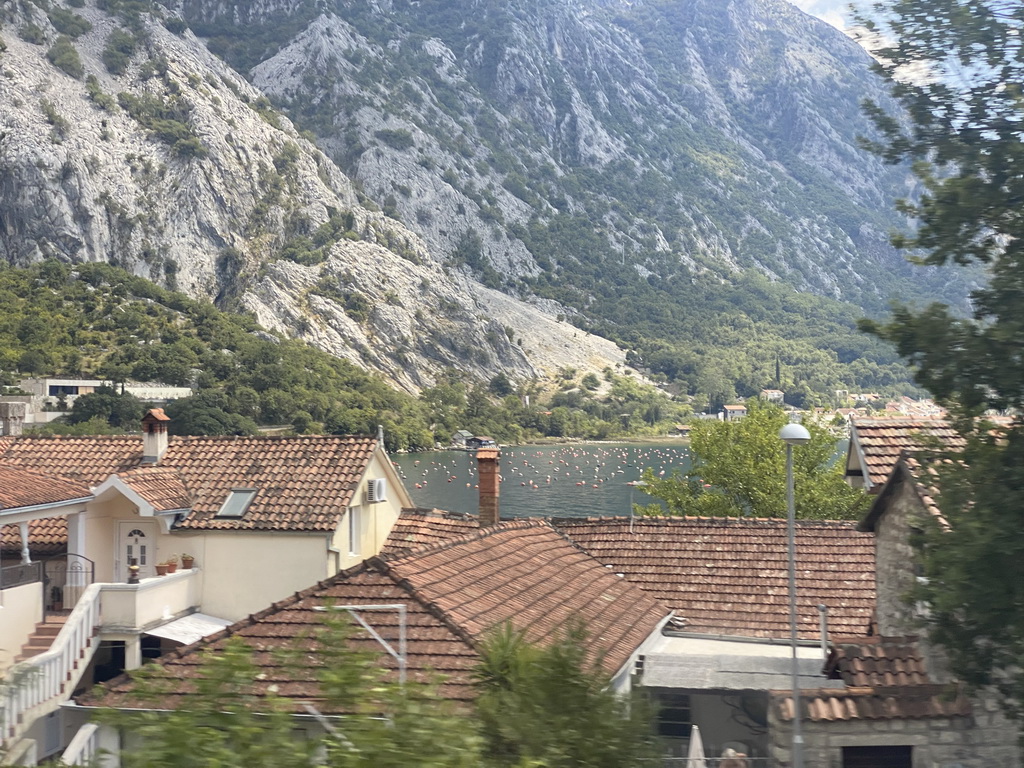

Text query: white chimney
(141, 408), (170, 464)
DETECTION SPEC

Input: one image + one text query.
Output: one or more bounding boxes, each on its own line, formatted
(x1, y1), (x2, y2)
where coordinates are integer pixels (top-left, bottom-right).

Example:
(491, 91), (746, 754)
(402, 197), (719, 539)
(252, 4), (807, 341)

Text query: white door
(117, 521), (157, 581)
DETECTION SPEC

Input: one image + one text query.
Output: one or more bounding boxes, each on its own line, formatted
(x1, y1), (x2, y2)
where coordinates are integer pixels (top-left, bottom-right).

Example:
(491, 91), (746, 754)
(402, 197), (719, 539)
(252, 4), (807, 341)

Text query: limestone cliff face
(216, 0), (950, 311)
(0, 1), (616, 391)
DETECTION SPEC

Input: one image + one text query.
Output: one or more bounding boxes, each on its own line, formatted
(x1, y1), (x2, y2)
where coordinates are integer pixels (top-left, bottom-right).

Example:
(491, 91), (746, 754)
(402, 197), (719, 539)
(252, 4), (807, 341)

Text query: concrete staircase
(15, 616), (69, 663)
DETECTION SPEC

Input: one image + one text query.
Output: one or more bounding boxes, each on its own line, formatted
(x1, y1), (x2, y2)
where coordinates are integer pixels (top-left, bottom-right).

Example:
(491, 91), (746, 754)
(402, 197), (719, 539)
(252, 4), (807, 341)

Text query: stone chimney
(477, 447), (501, 527)
(141, 408), (170, 464)
(0, 401), (26, 436)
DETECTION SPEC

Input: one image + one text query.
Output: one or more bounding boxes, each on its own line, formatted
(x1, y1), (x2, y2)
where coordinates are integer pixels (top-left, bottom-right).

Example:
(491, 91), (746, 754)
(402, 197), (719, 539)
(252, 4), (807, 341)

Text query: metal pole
(786, 443), (804, 768)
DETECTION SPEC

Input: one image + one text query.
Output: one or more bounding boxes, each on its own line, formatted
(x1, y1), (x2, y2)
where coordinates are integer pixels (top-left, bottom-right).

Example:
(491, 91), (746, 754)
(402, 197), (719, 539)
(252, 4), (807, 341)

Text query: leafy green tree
(474, 622), (659, 768)
(640, 402), (868, 519)
(68, 386), (146, 427)
(164, 391), (259, 436)
(857, 0), (1024, 716)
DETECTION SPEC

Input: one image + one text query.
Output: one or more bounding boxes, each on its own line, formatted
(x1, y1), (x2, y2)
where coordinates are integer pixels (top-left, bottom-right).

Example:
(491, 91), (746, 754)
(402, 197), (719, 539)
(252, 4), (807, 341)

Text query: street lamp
(779, 422), (810, 768)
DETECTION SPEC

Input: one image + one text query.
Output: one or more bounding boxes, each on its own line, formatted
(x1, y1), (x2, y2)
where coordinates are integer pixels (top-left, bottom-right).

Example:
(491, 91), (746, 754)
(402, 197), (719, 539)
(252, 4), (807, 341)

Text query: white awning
(145, 613), (233, 646)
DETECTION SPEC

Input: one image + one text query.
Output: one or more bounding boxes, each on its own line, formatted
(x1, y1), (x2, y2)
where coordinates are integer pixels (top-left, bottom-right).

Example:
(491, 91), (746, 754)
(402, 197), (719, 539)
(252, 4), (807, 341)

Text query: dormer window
(218, 488), (257, 518)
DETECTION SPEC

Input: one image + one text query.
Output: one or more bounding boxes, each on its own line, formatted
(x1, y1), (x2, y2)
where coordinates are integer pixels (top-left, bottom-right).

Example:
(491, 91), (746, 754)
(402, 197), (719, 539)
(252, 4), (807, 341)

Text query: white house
(0, 410), (412, 764)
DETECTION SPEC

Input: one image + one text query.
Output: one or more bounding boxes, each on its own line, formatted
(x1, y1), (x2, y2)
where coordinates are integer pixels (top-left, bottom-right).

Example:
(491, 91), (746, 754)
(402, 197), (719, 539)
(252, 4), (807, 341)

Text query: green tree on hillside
(640, 402), (868, 520)
(857, 0), (1024, 716)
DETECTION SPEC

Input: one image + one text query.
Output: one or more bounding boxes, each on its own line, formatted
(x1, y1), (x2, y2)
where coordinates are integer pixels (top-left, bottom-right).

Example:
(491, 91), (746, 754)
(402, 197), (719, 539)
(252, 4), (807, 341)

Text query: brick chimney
(141, 408), (170, 464)
(477, 447), (501, 527)
(0, 401), (26, 436)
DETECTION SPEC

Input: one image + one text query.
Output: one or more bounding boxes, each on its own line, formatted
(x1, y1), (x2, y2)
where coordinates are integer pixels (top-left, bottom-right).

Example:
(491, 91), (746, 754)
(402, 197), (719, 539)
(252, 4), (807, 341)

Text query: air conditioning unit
(366, 478), (388, 503)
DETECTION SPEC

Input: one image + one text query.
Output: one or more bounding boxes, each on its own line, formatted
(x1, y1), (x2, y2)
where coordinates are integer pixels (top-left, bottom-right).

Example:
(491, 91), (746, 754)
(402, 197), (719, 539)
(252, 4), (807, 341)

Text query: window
(126, 528), (147, 566)
(348, 506), (361, 556)
(218, 488), (258, 518)
(656, 692), (691, 739)
(842, 745), (912, 768)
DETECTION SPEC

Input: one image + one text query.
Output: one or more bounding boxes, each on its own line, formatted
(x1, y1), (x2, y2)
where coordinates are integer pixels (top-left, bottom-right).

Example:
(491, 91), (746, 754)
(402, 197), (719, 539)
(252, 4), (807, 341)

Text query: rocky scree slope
(0, 1), (624, 391)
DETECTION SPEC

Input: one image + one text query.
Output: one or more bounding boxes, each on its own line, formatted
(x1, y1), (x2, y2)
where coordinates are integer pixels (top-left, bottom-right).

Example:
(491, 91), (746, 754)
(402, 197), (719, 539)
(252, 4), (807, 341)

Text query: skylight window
(218, 488), (258, 518)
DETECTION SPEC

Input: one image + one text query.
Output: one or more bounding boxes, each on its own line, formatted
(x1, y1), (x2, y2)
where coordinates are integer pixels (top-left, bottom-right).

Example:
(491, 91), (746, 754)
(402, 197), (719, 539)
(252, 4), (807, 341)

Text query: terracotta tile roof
(825, 636), (931, 687)
(84, 520), (668, 713)
(552, 516), (875, 640)
(80, 562), (481, 711)
(0, 435), (145, 484)
(0, 434), (381, 532)
(382, 519), (670, 675)
(381, 508), (479, 557)
(775, 635), (971, 722)
(165, 436), (378, 531)
(115, 466), (192, 511)
(848, 418), (963, 490)
(774, 688), (966, 724)
(1, 516), (67, 556)
(0, 465), (90, 510)
(774, 685), (972, 722)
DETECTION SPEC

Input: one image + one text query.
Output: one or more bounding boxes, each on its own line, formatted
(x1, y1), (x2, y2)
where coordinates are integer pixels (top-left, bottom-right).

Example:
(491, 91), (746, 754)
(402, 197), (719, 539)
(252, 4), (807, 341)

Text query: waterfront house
(0, 411), (411, 764)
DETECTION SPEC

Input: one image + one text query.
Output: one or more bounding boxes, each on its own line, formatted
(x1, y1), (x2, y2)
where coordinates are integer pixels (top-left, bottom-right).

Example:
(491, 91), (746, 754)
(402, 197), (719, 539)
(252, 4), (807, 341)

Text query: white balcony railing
(61, 722), (98, 765)
(2, 569), (200, 747)
(3, 583), (100, 742)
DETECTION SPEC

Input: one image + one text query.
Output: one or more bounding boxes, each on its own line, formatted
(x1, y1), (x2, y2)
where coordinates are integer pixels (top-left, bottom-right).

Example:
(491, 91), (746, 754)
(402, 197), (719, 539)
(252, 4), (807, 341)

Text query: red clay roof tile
(0, 465), (90, 510)
(0, 516), (67, 555)
(0, 434), (380, 532)
(552, 516), (875, 640)
(383, 519), (669, 675)
(849, 418), (964, 490)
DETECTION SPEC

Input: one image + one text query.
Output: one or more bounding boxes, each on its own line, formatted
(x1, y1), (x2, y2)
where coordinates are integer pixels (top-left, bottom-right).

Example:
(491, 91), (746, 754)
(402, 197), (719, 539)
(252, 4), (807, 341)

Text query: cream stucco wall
(194, 533), (327, 621)
(332, 450), (410, 572)
(0, 580), (43, 672)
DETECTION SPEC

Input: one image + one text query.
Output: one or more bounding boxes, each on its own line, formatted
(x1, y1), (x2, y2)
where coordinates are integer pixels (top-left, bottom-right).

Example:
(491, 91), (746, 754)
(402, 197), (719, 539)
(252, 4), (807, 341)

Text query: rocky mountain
(0, 0), (634, 392)
(0, 0), (942, 399)
(204, 0), (942, 309)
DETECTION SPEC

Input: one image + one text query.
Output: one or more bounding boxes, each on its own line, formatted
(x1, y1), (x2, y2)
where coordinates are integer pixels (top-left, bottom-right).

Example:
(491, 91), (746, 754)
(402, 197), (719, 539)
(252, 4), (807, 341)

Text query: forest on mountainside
(0, 262), (691, 445)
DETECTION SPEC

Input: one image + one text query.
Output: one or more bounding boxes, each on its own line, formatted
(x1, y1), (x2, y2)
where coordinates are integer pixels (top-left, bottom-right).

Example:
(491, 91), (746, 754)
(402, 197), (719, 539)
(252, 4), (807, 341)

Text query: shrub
(102, 28), (137, 75)
(374, 128), (414, 150)
(47, 36), (84, 79)
(85, 75), (117, 111)
(48, 8), (92, 38)
(18, 23), (45, 45)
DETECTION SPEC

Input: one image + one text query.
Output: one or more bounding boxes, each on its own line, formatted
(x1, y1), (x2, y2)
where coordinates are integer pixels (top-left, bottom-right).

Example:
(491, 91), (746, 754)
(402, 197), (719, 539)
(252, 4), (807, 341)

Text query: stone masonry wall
(768, 708), (1020, 768)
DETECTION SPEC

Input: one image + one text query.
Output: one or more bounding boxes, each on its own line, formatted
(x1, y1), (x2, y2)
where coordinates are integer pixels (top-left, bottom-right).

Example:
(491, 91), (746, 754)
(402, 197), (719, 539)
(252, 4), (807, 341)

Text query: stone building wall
(872, 473), (922, 638)
(768, 708), (1020, 768)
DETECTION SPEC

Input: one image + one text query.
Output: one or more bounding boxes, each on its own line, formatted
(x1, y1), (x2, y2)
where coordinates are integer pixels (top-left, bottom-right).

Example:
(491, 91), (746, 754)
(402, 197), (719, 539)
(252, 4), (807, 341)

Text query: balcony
(98, 568), (201, 633)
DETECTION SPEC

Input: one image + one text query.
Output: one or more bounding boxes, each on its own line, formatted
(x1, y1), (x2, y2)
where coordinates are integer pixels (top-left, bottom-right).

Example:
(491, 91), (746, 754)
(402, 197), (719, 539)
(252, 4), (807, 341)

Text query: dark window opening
(656, 692), (692, 739)
(842, 745), (913, 768)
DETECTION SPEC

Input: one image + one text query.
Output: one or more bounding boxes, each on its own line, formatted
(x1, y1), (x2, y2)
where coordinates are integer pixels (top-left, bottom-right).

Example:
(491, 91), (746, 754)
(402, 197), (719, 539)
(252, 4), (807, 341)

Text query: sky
(789, 0), (854, 31)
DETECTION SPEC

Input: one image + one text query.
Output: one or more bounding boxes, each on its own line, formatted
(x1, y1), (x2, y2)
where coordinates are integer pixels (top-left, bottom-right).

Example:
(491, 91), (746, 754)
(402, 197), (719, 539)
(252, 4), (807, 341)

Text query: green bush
(18, 23), (45, 45)
(47, 36), (84, 79)
(102, 28), (137, 75)
(374, 128), (415, 150)
(48, 8), (92, 38)
(85, 75), (117, 111)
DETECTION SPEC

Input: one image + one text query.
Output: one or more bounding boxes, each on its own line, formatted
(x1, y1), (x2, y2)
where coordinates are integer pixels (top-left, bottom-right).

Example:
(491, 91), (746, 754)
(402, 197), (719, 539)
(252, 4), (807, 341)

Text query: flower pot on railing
(155, 563), (169, 576)
(181, 554), (195, 569)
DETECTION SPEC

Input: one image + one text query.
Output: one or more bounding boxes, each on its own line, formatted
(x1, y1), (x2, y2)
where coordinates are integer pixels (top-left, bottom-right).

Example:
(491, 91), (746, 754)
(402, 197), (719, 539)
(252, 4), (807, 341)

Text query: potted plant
(165, 555), (178, 574)
(181, 553), (195, 569)
(155, 562), (169, 576)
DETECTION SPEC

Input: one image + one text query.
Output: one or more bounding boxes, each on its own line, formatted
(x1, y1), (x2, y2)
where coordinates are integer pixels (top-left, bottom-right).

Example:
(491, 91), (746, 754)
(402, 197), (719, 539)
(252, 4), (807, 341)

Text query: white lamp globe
(779, 423), (811, 446)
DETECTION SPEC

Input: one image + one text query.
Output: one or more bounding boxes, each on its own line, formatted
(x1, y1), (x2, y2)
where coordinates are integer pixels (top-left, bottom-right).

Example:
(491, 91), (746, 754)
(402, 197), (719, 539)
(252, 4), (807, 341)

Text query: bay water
(390, 441), (692, 519)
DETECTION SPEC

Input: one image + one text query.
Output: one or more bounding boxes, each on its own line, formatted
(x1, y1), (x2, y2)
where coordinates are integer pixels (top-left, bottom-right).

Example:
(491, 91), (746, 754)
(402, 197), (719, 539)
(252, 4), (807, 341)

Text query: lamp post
(779, 421), (810, 768)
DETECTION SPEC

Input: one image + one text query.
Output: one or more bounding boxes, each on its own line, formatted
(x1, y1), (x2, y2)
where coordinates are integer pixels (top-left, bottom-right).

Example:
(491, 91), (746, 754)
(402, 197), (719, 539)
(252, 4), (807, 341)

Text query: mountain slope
(0, 0), (628, 391)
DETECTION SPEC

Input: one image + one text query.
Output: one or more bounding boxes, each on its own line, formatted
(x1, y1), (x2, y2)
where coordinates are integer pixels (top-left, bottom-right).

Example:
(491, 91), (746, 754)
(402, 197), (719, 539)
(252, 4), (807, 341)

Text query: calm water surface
(391, 442), (692, 519)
